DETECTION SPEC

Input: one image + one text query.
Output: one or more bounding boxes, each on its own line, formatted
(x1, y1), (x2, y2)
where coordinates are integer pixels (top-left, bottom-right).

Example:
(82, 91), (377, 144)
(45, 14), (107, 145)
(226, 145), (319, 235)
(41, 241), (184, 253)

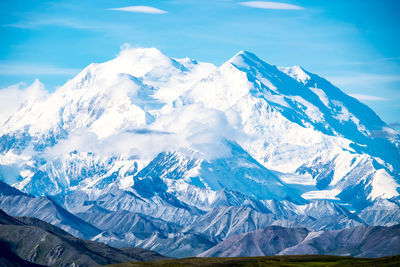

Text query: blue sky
(1, 0), (399, 125)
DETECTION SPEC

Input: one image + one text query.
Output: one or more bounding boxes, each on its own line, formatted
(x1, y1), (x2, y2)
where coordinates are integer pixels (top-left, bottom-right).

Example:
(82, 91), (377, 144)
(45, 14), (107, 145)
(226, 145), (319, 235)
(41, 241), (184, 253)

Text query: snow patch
(369, 169), (399, 200)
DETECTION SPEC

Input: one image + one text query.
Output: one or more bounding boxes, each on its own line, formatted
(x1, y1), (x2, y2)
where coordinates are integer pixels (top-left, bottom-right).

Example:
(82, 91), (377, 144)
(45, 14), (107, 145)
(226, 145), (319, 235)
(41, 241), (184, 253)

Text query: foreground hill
(0, 209), (166, 266)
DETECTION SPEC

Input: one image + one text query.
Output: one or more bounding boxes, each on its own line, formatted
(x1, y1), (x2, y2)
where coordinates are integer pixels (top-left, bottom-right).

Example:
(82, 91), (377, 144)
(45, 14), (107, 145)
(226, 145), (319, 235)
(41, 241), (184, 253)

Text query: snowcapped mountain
(0, 47), (399, 258)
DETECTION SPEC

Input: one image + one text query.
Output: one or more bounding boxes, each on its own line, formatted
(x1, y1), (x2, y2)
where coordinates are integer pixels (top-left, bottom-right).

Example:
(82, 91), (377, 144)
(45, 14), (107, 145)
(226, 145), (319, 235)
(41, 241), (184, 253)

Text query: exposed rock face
(199, 224), (400, 258)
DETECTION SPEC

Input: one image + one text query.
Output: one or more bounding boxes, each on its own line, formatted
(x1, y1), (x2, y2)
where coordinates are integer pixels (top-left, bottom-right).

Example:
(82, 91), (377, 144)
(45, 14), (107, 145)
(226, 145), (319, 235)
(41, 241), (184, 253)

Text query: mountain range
(0, 47), (399, 260)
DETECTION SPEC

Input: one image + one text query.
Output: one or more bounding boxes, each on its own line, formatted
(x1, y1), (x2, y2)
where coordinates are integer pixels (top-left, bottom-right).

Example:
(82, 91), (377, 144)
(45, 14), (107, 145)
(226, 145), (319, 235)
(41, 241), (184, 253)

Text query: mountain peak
(228, 50), (265, 67)
(107, 47), (183, 76)
(63, 47), (188, 93)
(116, 47), (167, 61)
(229, 52), (311, 85)
(234, 50), (257, 57)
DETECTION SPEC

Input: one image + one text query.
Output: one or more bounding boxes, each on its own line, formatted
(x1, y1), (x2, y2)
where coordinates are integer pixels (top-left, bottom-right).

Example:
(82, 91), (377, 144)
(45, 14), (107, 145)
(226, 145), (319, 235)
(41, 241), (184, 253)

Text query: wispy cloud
(239, 1), (304, 10)
(349, 94), (389, 101)
(0, 63), (80, 75)
(3, 18), (95, 30)
(109, 6), (167, 14)
(327, 73), (400, 86)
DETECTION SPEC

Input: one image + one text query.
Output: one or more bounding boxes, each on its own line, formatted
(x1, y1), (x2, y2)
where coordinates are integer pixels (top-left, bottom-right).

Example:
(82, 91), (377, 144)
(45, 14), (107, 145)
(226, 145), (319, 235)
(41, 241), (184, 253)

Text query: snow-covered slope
(357, 198), (400, 226)
(0, 47), (399, 256)
(179, 51), (399, 207)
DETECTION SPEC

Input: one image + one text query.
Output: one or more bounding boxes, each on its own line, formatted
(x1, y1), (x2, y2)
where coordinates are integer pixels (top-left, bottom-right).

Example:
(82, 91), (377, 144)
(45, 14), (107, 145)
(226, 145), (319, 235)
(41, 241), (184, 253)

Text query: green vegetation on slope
(106, 254), (400, 267)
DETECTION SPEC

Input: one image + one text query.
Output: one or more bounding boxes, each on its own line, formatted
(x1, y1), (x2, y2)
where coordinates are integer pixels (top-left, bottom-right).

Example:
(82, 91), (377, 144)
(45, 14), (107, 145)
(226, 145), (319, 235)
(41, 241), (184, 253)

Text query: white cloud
(109, 6), (167, 14)
(349, 94), (388, 101)
(0, 79), (48, 123)
(43, 103), (244, 162)
(152, 103), (243, 160)
(239, 1), (304, 10)
(0, 63), (80, 75)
